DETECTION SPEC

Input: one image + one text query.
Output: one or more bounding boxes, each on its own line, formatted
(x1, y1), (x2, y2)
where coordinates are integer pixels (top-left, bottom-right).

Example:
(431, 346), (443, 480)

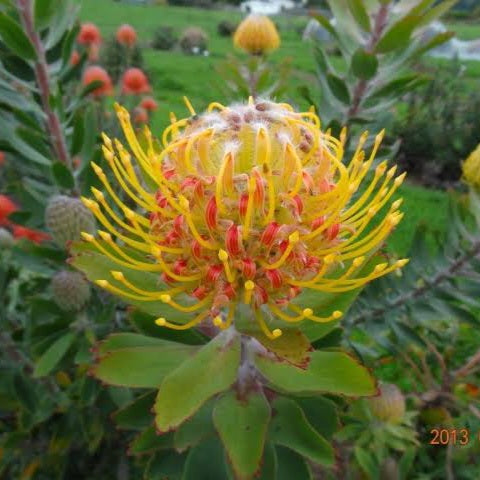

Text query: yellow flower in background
(234, 14), (280, 55)
(462, 143), (480, 188)
(80, 98), (407, 339)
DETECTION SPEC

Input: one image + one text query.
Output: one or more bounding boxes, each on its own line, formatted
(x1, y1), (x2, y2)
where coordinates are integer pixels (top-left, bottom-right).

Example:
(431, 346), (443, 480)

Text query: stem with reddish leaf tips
(347, 4), (389, 121)
(16, 0), (72, 170)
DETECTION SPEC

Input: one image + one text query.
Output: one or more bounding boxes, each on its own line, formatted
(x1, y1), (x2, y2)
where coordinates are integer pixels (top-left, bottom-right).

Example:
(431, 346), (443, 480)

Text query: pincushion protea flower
(77, 22), (102, 46)
(234, 14), (280, 55)
(116, 24), (137, 47)
(80, 98), (407, 339)
(462, 143), (480, 188)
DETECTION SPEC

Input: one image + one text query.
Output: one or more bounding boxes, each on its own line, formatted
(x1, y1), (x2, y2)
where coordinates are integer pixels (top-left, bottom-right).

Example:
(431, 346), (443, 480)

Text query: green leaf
(183, 436), (230, 480)
(312, 327), (343, 349)
(248, 327), (312, 367)
(61, 23), (79, 65)
(256, 443), (277, 480)
(365, 74), (428, 103)
(34, 331), (76, 377)
(255, 350), (376, 396)
(71, 242), (194, 320)
(375, 15), (421, 54)
(113, 391), (156, 430)
(276, 446), (312, 480)
(174, 400), (214, 453)
(0, 113), (51, 165)
(408, 0), (437, 16)
(0, 87), (40, 113)
(70, 112), (85, 156)
(128, 310), (206, 345)
(269, 397), (334, 465)
(44, 1), (78, 50)
(154, 331), (240, 432)
(297, 396), (340, 440)
(313, 45), (330, 74)
(412, 31), (455, 58)
(129, 426), (174, 455)
(398, 447), (416, 479)
(0, 13), (36, 59)
(354, 446), (379, 479)
(213, 390), (271, 479)
(417, 0), (459, 27)
(80, 80), (104, 99)
(347, 0), (371, 32)
(326, 73), (351, 104)
(51, 161), (75, 189)
(145, 451), (186, 480)
(97, 333), (179, 354)
(34, 0), (58, 30)
(351, 48), (378, 80)
(13, 373), (36, 412)
(312, 13), (337, 39)
(92, 343), (197, 388)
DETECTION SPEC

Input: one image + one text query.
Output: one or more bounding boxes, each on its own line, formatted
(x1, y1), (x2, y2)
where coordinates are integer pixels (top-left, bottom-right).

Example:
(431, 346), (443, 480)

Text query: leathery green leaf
(213, 390), (271, 479)
(71, 242), (200, 322)
(347, 0), (371, 32)
(154, 330), (240, 432)
(255, 350), (376, 396)
(0, 13), (36, 59)
(113, 391), (156, 430)
(270, 397), (334, 465)
(97, 333), (180, 354)
(34, 331), (76, 377)
(183, 436), (230, 480)
(92, 344), (197, 388)
(129, 426), (174, 455)
(375, 15), (421, 54)
(276, 446), (312, 480)
(351, 48), (378, 80)
(174, 400), (215, 452)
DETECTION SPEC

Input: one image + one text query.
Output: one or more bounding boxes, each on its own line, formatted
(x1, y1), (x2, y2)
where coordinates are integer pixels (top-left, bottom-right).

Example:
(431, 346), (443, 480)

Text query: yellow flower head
(233, 14), (280, 55)
(81, 98), (407, 339)
(462, 143), (480, 189)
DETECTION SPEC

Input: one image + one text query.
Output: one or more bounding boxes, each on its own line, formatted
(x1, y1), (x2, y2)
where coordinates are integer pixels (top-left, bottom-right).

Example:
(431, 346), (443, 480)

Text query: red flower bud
(205, 197), (217, 229)
(265, 269), (283, 289)
(206, 264), (223, 283)
(226, 224), (241, 256)
(241, 258), (256, 279)
(260, 222), (280, 247)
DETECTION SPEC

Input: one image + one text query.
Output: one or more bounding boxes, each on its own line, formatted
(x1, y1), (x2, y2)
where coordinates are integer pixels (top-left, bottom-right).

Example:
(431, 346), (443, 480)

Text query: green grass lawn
(77, 0), (473, 255)
(446, 21), (480, 40)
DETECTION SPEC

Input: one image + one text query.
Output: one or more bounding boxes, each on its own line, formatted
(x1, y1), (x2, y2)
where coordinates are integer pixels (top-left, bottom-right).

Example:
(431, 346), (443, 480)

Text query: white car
(239, 0), (299, 15)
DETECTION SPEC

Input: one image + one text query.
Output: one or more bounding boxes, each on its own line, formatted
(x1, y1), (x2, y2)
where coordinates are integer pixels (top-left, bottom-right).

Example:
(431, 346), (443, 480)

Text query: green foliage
(100, 35), (144, 82)
(394, 60), (480, 186)
(217, 20), (237, 37)
(213, 390), (271, 478)
(1, 0), (479, 478)
(179, 26), (208, 54)
(301, 0), (455, 137)
(151, 25), (178, 51)
(342, 189), (480, 477)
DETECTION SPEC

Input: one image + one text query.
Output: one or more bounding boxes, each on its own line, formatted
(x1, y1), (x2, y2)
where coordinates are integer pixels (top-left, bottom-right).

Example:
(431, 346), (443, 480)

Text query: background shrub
(394, 61), (480, 187)
(179, 26), (208, 54)
(100, 35), (144, 82)
(217, 20), (237, 37)
(151, 25), (177, 50)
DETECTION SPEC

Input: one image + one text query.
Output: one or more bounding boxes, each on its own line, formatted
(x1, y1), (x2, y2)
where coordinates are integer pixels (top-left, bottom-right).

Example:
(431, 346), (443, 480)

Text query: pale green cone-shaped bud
(0, 228), (14, 248)
(368, 383), (406, 424)
(45, 195), (95, 247)
(51, 270), (91, 311)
